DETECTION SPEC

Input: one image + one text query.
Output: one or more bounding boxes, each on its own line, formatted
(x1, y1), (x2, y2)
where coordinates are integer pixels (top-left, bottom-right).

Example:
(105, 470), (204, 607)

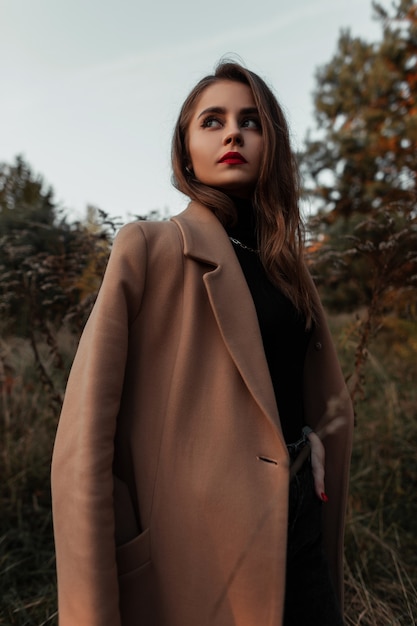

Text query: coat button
(314, 341), (322, 351)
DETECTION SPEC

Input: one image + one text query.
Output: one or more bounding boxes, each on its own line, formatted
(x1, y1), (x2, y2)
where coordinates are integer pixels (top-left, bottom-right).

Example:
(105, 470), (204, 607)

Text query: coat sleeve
(51, 222), (147, 626)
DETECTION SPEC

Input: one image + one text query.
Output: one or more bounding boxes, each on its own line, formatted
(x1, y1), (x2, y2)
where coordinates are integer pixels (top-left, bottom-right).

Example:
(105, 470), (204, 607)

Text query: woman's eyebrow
(197, 106), (225, 119)
(197, 106), (259, 119)
(240, 107), (259, 116)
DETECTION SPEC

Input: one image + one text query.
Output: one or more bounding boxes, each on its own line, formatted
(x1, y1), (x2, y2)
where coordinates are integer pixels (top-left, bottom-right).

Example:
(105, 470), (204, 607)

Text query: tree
(303, 0), (417, 219)
(0, 155), (56, 227)
(301, 0), (417, 309)
(301, 0), (417, 395)
(0, 157), (114, 337)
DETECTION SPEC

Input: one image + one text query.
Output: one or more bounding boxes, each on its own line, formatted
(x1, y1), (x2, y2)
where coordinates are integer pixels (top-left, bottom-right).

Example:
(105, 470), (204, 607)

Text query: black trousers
(283, 454), (345, 626)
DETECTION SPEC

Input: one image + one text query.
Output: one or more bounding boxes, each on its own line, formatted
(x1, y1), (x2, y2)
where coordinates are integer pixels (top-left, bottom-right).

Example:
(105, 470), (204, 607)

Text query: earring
(185, 165), (194, 177)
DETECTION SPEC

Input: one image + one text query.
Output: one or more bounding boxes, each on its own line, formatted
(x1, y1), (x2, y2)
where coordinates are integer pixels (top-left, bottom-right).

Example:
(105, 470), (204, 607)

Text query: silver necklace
(229, 236), (259, 254)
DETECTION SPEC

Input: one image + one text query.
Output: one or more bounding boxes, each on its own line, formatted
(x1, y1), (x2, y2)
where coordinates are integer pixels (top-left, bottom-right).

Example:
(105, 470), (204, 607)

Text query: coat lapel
(172, 201), (282, 438)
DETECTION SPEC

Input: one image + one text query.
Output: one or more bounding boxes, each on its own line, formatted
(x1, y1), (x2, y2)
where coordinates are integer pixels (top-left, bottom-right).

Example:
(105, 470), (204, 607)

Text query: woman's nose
(223, 127), (243, 146)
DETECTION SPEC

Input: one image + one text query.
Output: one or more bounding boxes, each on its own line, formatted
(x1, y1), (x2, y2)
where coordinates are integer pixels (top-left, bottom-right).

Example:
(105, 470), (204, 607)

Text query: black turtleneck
(226, 196), (313, 444)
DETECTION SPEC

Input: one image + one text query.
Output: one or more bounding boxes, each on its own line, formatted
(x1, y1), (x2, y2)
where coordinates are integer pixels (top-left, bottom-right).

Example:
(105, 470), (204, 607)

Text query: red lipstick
(218, 151), (247, 165)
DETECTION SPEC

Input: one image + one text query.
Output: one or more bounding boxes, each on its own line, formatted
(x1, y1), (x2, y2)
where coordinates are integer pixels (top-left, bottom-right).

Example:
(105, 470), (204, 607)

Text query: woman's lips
(218, 151), (248, 165)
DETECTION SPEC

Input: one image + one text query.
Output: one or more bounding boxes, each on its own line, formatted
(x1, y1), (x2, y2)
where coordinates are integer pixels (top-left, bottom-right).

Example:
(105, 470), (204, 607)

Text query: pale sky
(1, 0), (382, 222)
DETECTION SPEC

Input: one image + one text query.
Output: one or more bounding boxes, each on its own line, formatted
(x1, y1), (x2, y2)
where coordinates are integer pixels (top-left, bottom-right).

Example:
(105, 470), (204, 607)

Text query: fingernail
(321, 492), (329, 503)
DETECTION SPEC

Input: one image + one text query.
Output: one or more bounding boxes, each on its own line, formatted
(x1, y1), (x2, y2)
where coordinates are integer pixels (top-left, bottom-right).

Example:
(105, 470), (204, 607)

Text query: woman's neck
(226, 195), (257, 248)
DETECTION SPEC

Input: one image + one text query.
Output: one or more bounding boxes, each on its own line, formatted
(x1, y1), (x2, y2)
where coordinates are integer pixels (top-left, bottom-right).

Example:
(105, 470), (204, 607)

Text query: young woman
(51, 61), (354, 626)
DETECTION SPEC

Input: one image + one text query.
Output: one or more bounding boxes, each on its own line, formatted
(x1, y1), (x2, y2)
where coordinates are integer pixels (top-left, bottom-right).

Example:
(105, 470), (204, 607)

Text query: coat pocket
(117, 529), (158, 625)
(116, 527), (151, 577)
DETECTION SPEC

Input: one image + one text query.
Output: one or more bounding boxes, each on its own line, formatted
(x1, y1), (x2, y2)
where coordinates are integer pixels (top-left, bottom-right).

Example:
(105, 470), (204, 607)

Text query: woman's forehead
(193, 81), (256, 117)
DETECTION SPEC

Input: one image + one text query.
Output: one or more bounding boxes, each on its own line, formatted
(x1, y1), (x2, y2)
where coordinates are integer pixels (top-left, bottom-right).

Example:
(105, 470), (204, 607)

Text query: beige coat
(51, 201), (354, 626)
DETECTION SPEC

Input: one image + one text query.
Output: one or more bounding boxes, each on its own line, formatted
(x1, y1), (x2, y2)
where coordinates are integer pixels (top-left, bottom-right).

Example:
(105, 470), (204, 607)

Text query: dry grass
(1, 316), (416, 625)
(334, 314), (417, 625)
(0, 330), (76, 625)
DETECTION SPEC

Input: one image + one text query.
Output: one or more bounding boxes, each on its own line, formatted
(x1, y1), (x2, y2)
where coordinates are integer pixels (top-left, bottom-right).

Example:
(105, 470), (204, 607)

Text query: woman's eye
(201, 116), (222, 128)
(241, 118), (261, 130)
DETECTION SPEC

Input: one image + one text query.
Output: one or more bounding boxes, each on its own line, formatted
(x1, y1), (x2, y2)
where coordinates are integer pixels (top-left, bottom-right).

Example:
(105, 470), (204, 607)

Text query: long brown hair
(172, 61), (316, 327)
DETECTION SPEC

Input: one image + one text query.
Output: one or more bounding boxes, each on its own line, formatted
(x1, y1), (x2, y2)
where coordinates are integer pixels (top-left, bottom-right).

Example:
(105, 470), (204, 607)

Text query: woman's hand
(306, 430), (328, 502)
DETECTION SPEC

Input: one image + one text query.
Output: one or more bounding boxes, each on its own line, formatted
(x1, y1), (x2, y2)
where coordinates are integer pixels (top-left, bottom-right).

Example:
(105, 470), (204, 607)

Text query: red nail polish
(321, 492), (329, 503)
